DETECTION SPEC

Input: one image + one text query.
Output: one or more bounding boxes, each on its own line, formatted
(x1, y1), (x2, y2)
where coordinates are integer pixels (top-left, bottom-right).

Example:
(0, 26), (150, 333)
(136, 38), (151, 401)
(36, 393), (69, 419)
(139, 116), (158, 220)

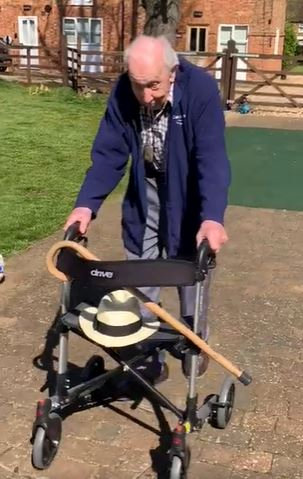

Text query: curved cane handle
(46, 240), (98, 282)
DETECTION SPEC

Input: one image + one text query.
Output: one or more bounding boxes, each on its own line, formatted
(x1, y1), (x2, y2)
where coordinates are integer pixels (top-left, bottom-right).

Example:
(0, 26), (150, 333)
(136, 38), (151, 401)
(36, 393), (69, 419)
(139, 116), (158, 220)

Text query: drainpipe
(274, 28), (280, 54)
(120, 0), (125, 51)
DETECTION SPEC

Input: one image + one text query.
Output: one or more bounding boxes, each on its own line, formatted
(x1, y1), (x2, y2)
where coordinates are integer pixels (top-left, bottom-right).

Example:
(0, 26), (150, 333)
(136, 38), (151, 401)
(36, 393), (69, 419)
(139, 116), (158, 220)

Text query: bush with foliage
(283, 22), (299, 70)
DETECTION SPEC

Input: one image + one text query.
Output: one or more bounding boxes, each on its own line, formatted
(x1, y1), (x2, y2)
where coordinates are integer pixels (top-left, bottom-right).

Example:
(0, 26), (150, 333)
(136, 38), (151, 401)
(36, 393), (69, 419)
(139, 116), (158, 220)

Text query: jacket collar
(172, 57), (188, 111)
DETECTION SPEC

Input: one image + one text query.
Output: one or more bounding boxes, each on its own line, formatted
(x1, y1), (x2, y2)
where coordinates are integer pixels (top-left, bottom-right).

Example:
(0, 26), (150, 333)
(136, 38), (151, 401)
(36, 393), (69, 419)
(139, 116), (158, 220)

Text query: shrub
(283, 22), (299, 70)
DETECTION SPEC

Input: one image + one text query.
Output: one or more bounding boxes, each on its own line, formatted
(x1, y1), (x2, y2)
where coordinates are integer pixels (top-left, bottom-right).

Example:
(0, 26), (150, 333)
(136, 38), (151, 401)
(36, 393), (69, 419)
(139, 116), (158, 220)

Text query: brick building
(0, 0), (287, 77)
(0, 1), (131, 52)
(176, 0), (287, 78)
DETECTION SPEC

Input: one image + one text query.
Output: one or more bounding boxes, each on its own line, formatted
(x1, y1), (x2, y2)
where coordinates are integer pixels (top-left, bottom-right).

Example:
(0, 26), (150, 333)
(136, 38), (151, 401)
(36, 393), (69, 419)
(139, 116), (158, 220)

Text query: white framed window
(67, 0), (93, 6)
(217, 24), (249, 81)
(63, 17), (101, 45)
(187, 26), (207, 52)
(298, 23), (303, 34)
(218, 24), (248, 54)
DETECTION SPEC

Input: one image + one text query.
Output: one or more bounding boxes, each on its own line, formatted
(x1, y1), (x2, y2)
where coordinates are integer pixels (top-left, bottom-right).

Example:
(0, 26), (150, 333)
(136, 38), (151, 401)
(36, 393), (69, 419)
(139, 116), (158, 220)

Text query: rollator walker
(31, 222), (252, 479)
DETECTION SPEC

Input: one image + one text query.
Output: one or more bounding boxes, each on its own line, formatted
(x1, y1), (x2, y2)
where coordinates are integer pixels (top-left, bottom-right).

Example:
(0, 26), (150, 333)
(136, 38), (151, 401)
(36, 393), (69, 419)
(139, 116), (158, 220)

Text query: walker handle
(196, 239), (216, 280)
(64, 222), (82, 241)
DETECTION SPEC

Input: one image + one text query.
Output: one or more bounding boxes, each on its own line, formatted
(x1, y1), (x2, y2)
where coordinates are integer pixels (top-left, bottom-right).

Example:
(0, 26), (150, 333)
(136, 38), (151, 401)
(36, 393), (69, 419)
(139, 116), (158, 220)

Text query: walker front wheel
(32, 412), (62, 469)
(170, 455), (189, 479)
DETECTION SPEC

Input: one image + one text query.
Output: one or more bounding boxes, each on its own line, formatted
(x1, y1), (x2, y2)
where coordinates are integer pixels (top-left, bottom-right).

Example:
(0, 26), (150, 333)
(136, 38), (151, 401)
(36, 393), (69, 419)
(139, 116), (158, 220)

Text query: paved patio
(1, 198), (303, 478)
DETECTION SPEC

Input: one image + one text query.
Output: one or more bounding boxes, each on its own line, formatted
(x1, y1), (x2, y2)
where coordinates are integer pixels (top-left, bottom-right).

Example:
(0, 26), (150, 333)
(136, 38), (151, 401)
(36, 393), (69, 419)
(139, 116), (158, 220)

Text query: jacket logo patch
(172, 114), (186, 126)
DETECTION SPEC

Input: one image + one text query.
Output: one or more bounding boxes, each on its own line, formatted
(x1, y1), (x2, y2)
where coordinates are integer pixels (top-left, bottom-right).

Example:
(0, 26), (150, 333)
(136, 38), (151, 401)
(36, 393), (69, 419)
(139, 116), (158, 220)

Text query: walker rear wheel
(81, 355), (105, 380)
(210, 376), (235, 429)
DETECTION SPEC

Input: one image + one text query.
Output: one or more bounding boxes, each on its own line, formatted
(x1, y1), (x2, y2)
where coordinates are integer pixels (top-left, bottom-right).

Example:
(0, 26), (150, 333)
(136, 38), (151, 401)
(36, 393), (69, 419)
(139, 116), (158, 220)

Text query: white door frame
(216, 24), (249, 80)
(18, 16), (39, 66)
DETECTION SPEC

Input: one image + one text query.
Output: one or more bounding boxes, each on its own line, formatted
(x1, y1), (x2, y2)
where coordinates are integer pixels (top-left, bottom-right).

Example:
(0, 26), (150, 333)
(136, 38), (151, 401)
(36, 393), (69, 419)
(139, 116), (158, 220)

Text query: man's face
(128, 60), (175, 108)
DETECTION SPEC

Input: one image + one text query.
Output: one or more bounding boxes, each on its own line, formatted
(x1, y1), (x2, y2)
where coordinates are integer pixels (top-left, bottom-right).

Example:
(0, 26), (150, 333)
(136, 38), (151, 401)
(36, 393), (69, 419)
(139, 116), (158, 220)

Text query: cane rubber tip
(239, 371), (252, 386)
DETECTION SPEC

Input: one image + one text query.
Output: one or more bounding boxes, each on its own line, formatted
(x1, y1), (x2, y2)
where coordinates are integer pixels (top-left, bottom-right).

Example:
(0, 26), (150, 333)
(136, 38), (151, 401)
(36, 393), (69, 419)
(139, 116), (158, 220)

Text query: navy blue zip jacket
(75, 58), (231, 258)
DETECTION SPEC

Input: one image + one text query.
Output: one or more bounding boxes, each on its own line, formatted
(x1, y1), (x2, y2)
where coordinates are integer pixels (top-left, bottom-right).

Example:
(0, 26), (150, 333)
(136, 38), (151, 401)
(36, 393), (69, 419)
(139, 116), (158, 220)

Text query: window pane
(220, 26), (232, 44)
(198, 28), (206, 52)
(68, 0), (93, 5)
(29, 20), (35, 44)
(234, 26), (248, 42)
(63, 19), (76, 44)
(23, 26), (30, 44)
(77, 19), (90, 43)
(236, 43), (246, 53)
(63, 19), (75, 31)
(190, 28), (197, 51)
(66, 32), (76, 43)
(91, 19), (101, 44)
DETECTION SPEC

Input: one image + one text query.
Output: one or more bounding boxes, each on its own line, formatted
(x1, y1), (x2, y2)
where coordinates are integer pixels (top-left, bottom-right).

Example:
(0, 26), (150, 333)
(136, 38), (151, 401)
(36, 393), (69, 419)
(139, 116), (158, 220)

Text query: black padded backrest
(57, 249), (197, 288)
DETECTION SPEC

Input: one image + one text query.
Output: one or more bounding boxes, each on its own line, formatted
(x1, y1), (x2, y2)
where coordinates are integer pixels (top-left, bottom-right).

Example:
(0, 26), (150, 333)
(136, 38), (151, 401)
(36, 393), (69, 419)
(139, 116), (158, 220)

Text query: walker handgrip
(238, 371), (252, 386)
(64, 222), (81, 241)
(196, 239), (216, 279)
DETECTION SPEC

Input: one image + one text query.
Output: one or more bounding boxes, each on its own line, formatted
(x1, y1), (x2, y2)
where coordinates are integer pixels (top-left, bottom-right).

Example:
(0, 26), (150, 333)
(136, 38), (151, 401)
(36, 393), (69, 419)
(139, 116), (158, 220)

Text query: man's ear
(169, 66), (177, 83)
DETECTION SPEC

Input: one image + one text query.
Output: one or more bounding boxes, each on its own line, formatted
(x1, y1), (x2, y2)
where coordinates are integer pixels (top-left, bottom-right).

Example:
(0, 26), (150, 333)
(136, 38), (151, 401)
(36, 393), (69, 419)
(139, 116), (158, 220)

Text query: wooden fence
(223, 40), (303, 109)
(64, 37), (227, 95)
(1, 38), (303, 109)
(0, 43), (63, 85)
(61, 39), (303, 109)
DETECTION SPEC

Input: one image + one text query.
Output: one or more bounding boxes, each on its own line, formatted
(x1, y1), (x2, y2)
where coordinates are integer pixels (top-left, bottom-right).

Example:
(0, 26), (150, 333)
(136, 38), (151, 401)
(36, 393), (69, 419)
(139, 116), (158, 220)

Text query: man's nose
(142, 88), (153, 105)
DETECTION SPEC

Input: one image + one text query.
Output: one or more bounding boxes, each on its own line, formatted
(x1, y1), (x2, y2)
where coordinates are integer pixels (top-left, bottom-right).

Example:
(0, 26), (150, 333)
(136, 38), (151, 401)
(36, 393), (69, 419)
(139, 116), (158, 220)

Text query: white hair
(124, 35), (179, 71)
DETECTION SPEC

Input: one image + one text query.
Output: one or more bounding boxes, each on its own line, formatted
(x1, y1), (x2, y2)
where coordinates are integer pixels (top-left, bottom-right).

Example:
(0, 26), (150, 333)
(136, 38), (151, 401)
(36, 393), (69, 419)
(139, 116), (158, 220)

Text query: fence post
(221, 40), (238, 108)
(76, 36), (82, 91)
(61, 34), (69, 87)
(220, 52), (228, 105)
(26, 47), (31, 85)
(70, 48), (76, 90)
(77, 37), (82, 69)
(227, 40), (238, 102)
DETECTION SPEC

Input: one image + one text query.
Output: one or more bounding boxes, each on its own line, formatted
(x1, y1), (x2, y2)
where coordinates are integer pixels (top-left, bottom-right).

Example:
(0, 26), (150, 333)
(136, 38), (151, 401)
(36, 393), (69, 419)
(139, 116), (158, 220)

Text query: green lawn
(0, 81), (109, 256)
(1, 80), (303, 257)
(289, 64), (303, 73)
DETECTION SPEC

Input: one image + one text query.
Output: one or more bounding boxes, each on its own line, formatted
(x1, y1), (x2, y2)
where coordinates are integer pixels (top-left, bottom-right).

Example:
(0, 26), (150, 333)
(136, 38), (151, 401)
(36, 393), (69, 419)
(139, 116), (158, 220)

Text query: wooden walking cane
(46, 240), (252, 386)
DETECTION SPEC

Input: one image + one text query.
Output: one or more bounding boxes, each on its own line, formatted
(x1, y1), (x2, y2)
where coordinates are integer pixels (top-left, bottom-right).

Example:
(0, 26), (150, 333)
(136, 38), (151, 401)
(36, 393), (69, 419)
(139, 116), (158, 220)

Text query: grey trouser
(125, 178), (211, 340)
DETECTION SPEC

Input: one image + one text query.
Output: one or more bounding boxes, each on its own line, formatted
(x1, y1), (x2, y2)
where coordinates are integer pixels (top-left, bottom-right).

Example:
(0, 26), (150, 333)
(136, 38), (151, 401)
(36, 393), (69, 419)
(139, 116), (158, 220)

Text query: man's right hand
(64, 207), (92, 234)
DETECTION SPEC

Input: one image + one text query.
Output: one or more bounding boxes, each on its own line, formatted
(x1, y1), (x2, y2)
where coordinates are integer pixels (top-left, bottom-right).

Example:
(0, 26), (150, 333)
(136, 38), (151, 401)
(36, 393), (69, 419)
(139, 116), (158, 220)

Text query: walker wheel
(210, 376), (235, 429)
(169, 447), (190, 479)
(170, 456), (188, 479)
(81, 355), (105, 380)
(32, 413), (62, 469)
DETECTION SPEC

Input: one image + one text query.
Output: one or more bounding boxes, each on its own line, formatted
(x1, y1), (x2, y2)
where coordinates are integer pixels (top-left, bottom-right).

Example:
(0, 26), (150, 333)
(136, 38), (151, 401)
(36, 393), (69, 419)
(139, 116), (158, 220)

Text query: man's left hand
(196, 220), (228, 253)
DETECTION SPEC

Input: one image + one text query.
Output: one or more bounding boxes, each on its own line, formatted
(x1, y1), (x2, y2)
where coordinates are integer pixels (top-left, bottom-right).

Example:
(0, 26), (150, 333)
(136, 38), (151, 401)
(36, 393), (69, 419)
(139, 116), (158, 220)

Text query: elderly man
(64, 34), (231, 382)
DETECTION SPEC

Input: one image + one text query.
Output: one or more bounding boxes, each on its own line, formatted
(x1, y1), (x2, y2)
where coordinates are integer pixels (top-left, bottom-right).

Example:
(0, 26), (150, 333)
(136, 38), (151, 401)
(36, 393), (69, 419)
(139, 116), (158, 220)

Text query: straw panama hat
(78, 289), (160, 347)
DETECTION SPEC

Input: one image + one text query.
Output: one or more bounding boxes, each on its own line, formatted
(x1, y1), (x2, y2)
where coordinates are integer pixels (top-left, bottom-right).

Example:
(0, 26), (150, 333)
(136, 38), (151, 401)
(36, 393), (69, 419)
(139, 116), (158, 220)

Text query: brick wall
(0, 0), (125, 51)
(0, 0), (287, 75)
(176, 0), (287, 74)
(176, 0), (286, 53)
